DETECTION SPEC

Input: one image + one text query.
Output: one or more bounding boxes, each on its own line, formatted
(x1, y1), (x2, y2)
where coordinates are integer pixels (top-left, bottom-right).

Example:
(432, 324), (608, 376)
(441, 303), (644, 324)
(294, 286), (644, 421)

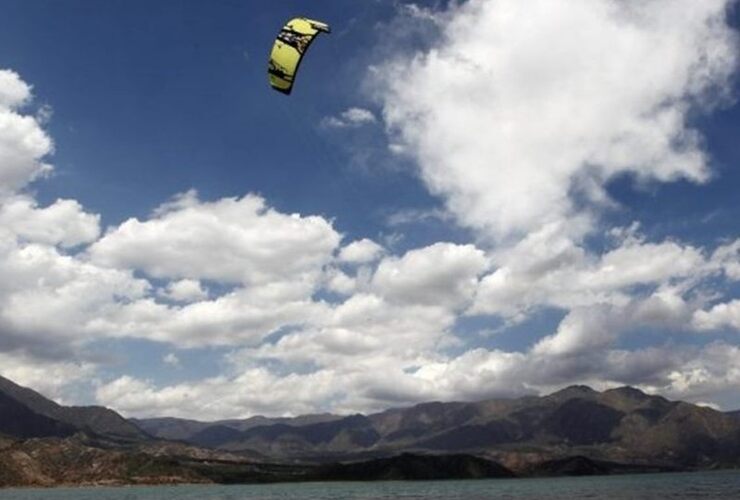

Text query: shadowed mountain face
(209, 415), (381, 457)
(541, 398), (624, 445)
(130, 414), (343, 442)
(0, 392), (77, 439)
(135, 385), (740, 470)
(0, 375), (148, 442)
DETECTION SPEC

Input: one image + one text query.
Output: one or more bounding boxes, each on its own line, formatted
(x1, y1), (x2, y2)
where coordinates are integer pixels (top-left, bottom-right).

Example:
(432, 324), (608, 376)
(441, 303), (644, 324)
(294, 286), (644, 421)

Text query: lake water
(2, 470), (740, 499)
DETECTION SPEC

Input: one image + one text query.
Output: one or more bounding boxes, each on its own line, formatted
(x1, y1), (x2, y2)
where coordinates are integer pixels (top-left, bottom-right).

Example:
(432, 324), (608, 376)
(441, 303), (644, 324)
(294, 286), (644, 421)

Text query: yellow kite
(268, 17), (330, 95)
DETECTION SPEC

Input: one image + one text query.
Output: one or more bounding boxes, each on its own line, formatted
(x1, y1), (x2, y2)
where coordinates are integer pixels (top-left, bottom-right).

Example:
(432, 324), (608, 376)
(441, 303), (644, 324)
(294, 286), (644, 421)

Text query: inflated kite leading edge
(268, 18), (330, 95)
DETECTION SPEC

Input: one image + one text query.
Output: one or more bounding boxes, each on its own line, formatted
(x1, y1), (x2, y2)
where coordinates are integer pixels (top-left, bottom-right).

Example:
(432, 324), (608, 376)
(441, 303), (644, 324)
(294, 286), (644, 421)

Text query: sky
(0, 0), (738, 419)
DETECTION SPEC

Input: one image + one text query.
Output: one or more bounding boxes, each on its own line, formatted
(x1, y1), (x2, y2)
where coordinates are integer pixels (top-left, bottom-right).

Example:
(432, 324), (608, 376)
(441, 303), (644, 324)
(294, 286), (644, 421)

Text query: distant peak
(553, 385), (596, 396)
(603, 386), (649, 398)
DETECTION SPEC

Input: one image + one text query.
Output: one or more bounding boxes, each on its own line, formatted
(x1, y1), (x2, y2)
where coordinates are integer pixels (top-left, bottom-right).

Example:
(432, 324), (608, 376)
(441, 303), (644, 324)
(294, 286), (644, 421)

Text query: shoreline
(2, 459), (736, 490)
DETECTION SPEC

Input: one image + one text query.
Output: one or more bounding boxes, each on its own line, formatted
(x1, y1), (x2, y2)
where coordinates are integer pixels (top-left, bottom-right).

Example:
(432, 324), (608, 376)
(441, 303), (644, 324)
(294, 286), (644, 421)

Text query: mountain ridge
(0, 375), (148, 442)
(133, 384), (740, 471)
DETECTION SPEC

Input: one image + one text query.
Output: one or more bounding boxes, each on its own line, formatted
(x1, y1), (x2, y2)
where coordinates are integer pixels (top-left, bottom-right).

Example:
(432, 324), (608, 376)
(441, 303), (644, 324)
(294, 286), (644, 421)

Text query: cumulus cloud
(711, 239), (740, 280)
(373, 242), (487, 309)
(658, 342), (740, 404)
(0, 70), (31, 109)
(0, 69), (53, 196)
(98, 336), (740, 418)
(88, 0), (740, 418)
(376, 0), (737, 240)
(471, 225), (707, 320)
(89, 190), (341, 288)
(693, 300), (740, 331)
(338, 238), (384, 263)
(0, 238), (149, 346)
(158, 279), (209, 303)
(324, 267), (360, 296)
(0, 351), (96, 404)
(249, 292), (455, 368)
(2, 0), (740, 421)
(322, 107), (377, 128)
(91, 287), (330, 347)
(93, 251), (738, 418)
(0, 195), (100, 247)
(0, 71), (347, 353)
(96, 369), (348, 419)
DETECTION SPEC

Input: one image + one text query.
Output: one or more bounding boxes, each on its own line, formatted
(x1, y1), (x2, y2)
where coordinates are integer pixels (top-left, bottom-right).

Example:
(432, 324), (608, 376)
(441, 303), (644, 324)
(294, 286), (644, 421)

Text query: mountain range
(134, 384), (740, 471)
(1, 374), (739, 487)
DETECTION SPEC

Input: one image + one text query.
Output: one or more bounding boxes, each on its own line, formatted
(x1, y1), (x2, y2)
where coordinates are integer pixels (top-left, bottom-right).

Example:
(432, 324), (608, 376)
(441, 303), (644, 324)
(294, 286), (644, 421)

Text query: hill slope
(0, 375), (148, 442)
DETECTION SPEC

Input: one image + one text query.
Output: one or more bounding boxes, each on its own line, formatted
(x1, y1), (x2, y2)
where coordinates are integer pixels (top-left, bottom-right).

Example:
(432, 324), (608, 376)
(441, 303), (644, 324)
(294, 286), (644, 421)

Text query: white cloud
(249, 292), (455, 369)
(0, 70), (31, 109)
(338, 238), (384, 264)
(529, 290), (691, 359)
(0, 195), (100, 247)
(89, 190), (341, 288)
(158, 279), (208, 303)
(0, 351), (96, 404)
(410, 348), (529, 402)
(0, 239), (149, 346)
(96, 369), (347, 419)
(711, 239), (740, 281)
(82, 0), (740, 417)
(163, 353), (180, 368)
(90, 287), (329, 348)
(471, 225), (707, 320)
(659, 342), (740, 404)
(532, 305), (625, 357)
(414, 341), (740, 409)
(102, 334), (740, 418)
(693, 300), (740, 331)
(0, 73), (347, 352)
(2, 0), (740, 422)
(376, 0), (737, 240)
(386, 206), (450, 227)
(0, 197), (334, 349)
(0, 69), (53, 196)
(324, 267), (359, 296)
(373, 242), (487, 309)
(322, 107), (377, 128)
(93, 254), (739, 416)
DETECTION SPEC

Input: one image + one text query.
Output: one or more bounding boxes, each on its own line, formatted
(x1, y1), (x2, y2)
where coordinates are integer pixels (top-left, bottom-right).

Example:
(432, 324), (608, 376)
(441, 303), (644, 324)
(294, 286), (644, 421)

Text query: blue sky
(0, 0), (738, 418)
(1, 0), (437, 236)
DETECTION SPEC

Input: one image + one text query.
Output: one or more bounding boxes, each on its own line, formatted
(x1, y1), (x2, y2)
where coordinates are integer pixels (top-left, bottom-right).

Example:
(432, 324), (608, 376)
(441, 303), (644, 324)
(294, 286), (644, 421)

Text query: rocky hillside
(0, 434), (208, 487)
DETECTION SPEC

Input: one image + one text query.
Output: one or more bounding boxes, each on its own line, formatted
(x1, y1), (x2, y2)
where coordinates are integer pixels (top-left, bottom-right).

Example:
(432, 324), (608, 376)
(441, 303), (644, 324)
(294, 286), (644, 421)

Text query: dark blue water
(2, 470), (740, 499)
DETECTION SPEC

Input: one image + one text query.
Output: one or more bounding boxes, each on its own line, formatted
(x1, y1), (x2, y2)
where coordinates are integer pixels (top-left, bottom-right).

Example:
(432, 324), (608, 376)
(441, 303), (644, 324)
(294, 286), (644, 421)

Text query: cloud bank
(377, 0), (737, 241)
(0, 0), (738, 419)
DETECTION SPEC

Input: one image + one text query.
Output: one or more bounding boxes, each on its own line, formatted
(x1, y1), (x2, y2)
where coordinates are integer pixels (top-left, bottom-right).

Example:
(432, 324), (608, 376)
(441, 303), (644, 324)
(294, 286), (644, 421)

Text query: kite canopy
(268, 17), (330, 95)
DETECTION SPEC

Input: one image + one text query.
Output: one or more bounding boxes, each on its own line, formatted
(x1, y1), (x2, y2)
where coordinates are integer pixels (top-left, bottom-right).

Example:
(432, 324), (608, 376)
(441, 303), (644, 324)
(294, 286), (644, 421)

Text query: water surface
(2, 470), (740, 499)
